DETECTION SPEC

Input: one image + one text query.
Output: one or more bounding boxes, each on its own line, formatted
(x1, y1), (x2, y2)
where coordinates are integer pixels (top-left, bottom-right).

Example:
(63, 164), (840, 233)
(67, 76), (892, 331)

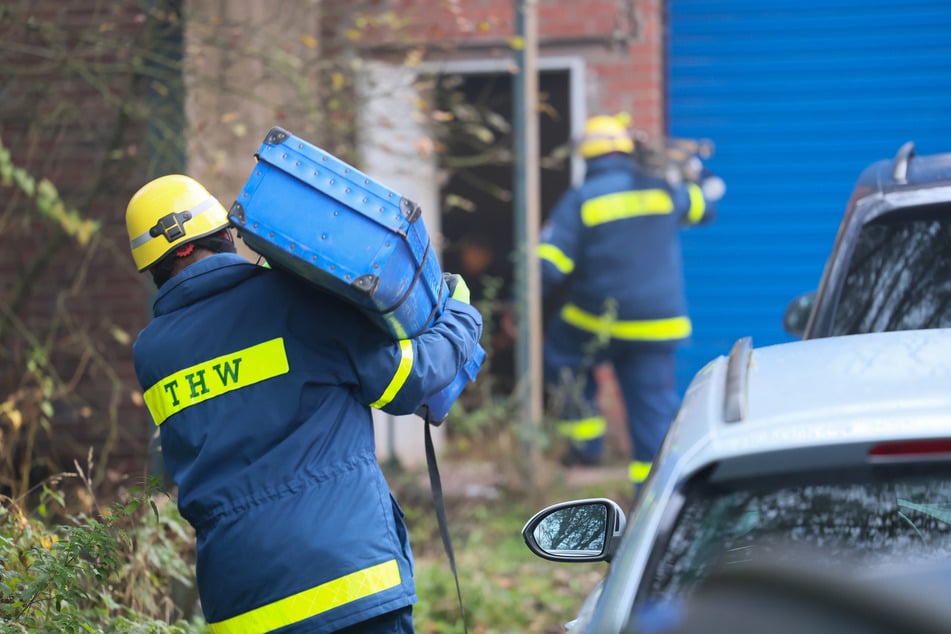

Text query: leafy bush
(0, 470), (205, 633)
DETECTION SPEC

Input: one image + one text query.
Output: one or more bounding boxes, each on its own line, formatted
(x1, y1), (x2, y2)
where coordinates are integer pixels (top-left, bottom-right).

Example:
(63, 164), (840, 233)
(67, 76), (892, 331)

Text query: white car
(523, 329), (951, 633)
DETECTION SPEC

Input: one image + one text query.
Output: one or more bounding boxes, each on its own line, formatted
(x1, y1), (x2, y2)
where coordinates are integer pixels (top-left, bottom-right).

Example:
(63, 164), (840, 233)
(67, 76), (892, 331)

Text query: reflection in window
(832, 211), (951, 335)
(535, 504), (607, 554)
(643, 470), (951, 606)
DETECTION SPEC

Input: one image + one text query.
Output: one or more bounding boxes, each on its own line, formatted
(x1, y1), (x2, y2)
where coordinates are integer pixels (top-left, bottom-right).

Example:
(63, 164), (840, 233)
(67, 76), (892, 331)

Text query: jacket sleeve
(673, 180), (716, 227)
(537, 188), (584, 299)
(353, 298), (484, 415)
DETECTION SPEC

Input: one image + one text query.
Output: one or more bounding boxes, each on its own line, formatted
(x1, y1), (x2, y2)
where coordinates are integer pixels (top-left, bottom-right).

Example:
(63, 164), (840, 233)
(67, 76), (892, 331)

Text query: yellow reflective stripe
(629, 461), (652, 484)
(208, 559), (402, 634)
(537, 243), (575, 275)
(581, 189), (673, 226)
(370, 339), (414, 408)
(143, 338), (289, 426)
(686, 183), (706, 224)
(557, 416), (607, 441)
(560, 304), (692, 341)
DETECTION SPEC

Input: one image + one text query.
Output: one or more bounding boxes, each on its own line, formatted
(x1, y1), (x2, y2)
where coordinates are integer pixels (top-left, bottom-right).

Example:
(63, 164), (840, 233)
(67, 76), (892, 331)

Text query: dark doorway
(436, 69), (573, 393)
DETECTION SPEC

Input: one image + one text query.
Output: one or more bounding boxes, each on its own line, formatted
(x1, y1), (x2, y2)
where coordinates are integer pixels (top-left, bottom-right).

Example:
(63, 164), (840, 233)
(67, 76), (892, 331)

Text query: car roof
(667, 328), (951, 479)
(844, 143), (951, 228)
(853, 142), (951, 199)
(800, 145), (951, 339)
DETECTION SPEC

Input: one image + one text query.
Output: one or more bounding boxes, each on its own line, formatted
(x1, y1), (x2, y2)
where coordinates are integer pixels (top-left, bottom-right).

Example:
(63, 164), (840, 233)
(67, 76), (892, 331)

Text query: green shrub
(0, 476), (206, 633)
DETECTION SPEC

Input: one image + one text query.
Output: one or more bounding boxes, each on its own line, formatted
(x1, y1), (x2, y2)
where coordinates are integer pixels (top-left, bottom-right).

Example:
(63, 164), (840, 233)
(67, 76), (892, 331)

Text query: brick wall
(382, 0), (666, 138)
(0, 0), (169, 494)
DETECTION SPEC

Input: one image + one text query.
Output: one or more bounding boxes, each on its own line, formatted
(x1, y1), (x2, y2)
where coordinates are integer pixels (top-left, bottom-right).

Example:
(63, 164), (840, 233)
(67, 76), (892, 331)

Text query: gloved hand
(443, 272), (470, 304)
(701, 174), (726, 202)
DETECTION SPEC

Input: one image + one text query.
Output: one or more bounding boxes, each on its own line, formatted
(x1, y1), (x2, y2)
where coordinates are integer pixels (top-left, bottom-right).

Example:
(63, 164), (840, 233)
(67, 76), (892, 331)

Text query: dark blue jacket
(538, 154), (715, 343)
(132, 253), (482, 633)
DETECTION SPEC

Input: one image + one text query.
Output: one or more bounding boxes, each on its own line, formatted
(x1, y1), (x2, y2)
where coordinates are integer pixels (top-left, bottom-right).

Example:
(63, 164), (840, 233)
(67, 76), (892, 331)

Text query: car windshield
(639, 464), (951, 607)
(831, 207), (951, 335)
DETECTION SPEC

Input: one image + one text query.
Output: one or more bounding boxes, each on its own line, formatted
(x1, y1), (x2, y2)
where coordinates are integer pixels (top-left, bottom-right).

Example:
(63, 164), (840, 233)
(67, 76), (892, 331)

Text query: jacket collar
(152, 253), (262, 316)
(584, 153), (633, 178)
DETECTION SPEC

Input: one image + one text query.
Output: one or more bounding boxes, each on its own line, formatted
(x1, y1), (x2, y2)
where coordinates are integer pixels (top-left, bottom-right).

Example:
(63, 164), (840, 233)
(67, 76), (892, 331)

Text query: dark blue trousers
(544, 318), (680, 465)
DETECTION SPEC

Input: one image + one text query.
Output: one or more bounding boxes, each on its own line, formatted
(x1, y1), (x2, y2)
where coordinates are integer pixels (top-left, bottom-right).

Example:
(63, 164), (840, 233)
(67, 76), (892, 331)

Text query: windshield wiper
(897, 499), (951, 525)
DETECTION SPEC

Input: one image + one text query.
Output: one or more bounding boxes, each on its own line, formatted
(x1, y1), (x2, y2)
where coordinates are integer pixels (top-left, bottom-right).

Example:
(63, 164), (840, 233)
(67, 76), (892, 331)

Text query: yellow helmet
(126, 174), (231, 271)
(578, 114), (634, 159)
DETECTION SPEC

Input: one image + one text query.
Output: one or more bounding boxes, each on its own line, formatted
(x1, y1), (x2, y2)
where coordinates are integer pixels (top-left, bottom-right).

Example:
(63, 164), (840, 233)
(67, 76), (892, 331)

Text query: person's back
(538, 114), (718, 489)
(558, 153), (693, 324)
(127, 174), (482, 633)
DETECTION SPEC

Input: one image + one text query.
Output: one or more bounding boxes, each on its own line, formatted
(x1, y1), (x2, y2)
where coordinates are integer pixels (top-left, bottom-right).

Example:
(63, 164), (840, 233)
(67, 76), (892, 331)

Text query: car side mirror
(783, 291), (816, 338)
(521, 498), (627, 563)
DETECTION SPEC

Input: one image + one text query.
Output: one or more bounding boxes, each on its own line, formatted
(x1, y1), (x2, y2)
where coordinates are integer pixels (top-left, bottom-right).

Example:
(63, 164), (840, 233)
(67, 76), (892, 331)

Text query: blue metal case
(229, 127), (483, 421)
(230, 126), (446, 339)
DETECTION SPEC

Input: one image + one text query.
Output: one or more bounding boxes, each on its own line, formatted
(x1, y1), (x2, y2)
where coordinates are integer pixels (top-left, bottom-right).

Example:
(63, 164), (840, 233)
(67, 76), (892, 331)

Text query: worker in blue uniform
(539, 114), (719, 490)
(125, 174), (483, 633)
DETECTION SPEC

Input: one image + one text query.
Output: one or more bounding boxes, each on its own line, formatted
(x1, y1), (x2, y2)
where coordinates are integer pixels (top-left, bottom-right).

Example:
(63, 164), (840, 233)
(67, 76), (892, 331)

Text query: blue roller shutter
(669, 0), (951, 392)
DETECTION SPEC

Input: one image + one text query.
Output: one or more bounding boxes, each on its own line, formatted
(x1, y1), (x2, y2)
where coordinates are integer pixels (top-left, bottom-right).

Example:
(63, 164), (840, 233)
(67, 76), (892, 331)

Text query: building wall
(183, 1), (326, 211)
(0, 1), (160, 490)
(384, 0), (666, 139)
(669, 0), (951, 393)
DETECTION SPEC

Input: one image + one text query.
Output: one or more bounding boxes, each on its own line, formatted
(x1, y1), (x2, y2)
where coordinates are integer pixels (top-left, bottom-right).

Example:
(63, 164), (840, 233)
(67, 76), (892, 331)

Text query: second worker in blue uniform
(539, 115), (720, 491)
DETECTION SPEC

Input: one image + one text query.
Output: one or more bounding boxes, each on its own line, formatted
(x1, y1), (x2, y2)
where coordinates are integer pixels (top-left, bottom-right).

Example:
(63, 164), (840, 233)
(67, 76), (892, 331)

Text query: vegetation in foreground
(0, 447), (631, 634)
(407, 467), (632, 634)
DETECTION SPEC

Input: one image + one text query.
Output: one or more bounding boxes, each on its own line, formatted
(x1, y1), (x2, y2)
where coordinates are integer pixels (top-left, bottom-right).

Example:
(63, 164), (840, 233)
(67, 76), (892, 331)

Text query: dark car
(783, 142), (951, 338)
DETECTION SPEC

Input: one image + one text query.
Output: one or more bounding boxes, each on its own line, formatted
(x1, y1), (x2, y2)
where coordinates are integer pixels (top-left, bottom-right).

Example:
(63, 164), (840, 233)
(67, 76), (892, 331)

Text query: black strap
(424, 420), (468, 633)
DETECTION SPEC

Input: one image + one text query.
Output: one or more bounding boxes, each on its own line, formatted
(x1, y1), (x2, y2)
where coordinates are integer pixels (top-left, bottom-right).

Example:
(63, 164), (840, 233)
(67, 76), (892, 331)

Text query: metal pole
(514, 0), (543, 486)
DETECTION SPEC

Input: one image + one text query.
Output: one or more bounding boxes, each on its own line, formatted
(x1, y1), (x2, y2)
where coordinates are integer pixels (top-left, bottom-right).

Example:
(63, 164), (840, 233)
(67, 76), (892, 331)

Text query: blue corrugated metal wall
(669, 0), (951, 392)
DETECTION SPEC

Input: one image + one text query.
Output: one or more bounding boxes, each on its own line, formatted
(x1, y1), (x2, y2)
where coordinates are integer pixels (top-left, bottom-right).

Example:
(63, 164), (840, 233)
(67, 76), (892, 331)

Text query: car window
(638, 465), (951, 609)
(831, 209), (951, 335)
